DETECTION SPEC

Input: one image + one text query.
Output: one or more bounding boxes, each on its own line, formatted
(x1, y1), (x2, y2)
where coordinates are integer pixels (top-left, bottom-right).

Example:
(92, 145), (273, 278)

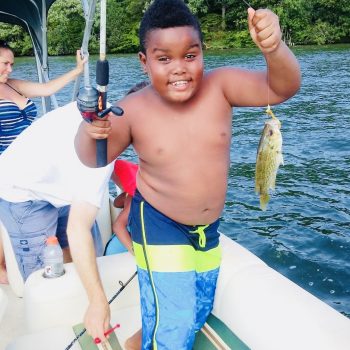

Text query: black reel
(76, 86), (99, 122)
(77, 86), (124, 122)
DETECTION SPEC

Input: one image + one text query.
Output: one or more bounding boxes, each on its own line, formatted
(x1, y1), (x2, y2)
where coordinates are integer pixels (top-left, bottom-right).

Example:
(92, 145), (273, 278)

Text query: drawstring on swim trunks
(190, 225), (209, 248)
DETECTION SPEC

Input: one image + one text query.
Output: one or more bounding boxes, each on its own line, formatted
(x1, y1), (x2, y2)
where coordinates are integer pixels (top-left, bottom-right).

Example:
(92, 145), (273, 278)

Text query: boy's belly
(137, 165), (228, 225)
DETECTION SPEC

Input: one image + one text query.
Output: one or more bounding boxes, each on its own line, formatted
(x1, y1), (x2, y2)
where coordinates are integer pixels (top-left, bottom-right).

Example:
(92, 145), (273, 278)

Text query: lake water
(13, 44), (350, 317)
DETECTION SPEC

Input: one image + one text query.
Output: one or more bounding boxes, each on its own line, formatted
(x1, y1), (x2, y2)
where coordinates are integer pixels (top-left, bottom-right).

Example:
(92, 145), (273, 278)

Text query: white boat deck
(0, 284), (25, 349)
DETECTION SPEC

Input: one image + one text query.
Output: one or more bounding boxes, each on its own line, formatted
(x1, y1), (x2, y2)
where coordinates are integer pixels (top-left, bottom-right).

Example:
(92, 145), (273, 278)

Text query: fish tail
(260, 193), (269, 211)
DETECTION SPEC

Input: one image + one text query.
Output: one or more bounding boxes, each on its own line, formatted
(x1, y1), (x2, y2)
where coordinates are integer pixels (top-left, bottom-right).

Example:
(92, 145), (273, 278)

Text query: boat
(1, 189), (350, 350)
(1, 1), (350, 349)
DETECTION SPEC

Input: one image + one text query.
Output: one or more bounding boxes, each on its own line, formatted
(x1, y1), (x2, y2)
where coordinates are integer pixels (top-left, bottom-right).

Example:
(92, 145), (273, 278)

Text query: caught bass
(255, 107), (284, 211)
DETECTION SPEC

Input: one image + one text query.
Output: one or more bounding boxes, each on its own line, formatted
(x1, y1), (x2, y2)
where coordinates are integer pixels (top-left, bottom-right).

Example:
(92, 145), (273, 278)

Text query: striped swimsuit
(0, 98), (37, 155)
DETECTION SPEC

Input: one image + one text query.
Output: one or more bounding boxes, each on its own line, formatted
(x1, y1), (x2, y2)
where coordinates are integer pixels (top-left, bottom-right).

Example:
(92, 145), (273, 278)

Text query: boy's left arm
(248, 8), (301, 102)
(218, 8), (301, 107)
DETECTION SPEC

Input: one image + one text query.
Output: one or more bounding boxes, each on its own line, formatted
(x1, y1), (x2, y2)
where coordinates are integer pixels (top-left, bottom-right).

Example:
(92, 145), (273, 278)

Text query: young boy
(72, 0), (301, 348)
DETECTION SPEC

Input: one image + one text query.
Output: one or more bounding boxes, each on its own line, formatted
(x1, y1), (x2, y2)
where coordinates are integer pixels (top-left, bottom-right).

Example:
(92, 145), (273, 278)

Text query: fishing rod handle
(96, 59), (109, 86)
(96, 139), (108, 167)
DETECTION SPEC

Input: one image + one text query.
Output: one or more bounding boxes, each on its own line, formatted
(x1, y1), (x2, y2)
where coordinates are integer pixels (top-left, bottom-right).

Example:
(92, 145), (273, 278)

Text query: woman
(0, 39), (85, 155)
(0, 40), (85, 283)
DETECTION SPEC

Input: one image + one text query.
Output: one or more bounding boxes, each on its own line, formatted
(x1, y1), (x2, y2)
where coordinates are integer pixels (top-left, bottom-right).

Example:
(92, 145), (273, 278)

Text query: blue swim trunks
(129, 190), (221, 350)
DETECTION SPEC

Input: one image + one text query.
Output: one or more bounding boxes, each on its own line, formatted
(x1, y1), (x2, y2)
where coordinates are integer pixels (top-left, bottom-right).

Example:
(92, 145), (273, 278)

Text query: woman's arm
(9, 50), (86, 98)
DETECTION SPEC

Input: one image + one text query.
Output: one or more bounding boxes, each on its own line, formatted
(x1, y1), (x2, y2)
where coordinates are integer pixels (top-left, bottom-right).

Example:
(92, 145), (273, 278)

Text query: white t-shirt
(0, 102), (113, 208)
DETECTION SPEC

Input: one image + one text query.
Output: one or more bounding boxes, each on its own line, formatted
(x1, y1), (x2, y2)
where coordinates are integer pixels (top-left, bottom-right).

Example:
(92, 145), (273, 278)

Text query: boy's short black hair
(139, 0), (203, 54)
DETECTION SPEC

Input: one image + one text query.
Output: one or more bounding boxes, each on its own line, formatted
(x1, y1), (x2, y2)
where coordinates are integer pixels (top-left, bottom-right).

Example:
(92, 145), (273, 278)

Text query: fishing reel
(77, 86), (124, 123)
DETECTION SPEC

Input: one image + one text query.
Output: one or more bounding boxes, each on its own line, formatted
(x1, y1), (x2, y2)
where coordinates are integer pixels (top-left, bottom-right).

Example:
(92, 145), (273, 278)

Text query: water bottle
(43, 236), (65, 278)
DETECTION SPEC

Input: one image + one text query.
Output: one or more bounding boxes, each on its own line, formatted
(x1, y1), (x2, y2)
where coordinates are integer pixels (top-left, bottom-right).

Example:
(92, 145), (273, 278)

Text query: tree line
(0, 0), (349, 56)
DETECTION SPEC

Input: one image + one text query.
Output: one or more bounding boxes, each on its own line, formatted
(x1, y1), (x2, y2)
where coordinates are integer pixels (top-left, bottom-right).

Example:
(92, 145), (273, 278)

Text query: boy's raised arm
(219, 8), (301, 107)
(248, 8), (301, 102)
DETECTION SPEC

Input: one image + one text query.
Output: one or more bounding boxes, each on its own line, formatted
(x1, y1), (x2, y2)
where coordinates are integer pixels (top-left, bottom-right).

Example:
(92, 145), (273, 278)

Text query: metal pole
(72, 0), (97, 100)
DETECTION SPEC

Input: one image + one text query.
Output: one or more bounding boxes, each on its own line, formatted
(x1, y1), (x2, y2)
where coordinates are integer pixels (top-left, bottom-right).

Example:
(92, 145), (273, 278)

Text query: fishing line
(242, 0), (253, 8)
(64, 271), (138, 350)
(266, 64), (272, 116)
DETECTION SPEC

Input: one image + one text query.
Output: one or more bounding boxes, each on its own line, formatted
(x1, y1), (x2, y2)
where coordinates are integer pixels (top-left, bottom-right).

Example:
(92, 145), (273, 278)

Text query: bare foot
(0, 265), (8, 284)
(124, 328), (142, 350)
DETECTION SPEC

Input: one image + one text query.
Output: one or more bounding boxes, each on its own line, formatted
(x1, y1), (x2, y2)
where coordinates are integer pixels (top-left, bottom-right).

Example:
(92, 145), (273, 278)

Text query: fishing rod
(95, 0), (110, 167)
(64, 271), (138, 350)
(77, 0), (123, 167)
(242, 0), (253, 8)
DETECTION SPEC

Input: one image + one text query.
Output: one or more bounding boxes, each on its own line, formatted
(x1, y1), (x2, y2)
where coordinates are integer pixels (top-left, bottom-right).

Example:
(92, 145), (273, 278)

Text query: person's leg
(0, 235), (8, 284)
(195, 268), (220, 330)
(193, 224), (221, 332)
(124, 328), (142, 350)
(129, 191), (198, 350)
(0, 199), (59, 280)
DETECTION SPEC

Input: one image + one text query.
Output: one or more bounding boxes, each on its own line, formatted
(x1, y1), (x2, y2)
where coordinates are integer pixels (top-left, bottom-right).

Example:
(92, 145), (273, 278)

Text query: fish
(255, 107), (284, 211)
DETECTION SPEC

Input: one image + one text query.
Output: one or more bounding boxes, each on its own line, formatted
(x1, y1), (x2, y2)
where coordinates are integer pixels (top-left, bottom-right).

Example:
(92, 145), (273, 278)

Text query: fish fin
(260, 193), (269, 211)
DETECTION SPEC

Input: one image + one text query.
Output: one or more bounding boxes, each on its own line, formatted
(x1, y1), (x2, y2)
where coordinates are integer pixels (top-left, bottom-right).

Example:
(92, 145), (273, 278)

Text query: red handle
(94, 324), (120, 344)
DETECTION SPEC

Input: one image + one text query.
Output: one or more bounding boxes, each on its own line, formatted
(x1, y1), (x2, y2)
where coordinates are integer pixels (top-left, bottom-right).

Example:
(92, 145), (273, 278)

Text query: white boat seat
(0, 187), (114, 299)
(0, 221), (25, 297)
(214, 235), (350, 350)
(0, 286), (8, 322)
(95, 187), (115, 249)
(24, 252), (139, 332)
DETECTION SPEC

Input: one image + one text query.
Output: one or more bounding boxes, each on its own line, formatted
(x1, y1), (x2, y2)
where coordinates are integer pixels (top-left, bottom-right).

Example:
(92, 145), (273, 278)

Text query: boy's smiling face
(139, 26), (204, 104)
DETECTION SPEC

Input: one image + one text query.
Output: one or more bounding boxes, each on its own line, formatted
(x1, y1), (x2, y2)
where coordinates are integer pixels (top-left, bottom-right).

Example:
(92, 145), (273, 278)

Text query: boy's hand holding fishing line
(248, 8), (282, 53)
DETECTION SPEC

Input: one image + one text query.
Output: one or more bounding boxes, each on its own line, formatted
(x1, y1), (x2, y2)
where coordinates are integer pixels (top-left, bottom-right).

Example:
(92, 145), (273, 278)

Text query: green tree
(0, 23), (32, 55)
(106, 0), (146, 53)
(47, 0), (99, 55)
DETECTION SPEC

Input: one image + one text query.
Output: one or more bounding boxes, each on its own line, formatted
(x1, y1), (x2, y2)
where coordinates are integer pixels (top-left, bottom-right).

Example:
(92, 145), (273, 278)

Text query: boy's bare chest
(133, 104), (232, 161)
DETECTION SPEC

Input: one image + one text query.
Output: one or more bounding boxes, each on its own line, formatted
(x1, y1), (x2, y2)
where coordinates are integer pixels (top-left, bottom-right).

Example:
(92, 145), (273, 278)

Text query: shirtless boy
(72, 0), (301, 349)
